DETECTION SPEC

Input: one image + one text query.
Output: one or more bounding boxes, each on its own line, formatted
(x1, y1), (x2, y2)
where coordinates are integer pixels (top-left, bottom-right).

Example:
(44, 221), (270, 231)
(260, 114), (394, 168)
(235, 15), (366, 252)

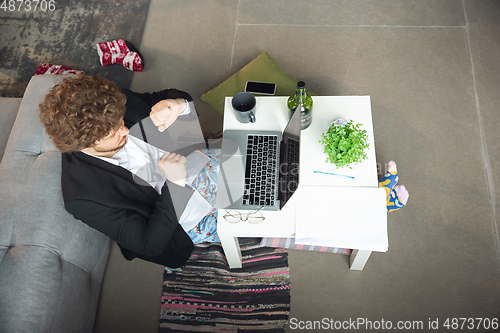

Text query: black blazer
(61, 88), (197, 268)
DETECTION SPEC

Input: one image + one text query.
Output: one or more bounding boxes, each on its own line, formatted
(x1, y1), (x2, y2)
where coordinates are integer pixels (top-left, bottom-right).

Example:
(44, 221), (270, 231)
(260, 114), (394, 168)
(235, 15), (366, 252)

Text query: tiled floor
(94, 1), (500, 332)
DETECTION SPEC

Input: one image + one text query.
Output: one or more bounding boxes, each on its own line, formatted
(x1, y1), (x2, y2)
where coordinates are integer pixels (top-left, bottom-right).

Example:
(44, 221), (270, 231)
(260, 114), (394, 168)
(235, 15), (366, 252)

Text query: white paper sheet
(294, 186), (388, 252)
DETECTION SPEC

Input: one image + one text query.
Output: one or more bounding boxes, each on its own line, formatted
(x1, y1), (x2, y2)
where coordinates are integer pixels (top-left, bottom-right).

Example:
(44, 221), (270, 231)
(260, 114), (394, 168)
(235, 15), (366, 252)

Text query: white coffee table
(216, 96), (388, 270)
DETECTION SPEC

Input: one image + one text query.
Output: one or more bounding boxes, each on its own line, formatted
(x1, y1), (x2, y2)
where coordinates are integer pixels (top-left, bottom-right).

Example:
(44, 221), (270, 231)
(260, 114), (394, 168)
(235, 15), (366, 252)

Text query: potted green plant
(319, 119), (370, 169)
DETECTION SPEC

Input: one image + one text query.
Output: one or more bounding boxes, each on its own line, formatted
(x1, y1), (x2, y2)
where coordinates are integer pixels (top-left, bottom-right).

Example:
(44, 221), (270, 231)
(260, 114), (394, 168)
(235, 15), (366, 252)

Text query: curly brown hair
(38, 74), (127, 153)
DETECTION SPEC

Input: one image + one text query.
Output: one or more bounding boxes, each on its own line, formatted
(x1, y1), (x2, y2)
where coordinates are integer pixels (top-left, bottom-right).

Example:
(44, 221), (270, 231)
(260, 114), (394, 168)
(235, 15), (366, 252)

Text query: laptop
(218, 104), (301, 211)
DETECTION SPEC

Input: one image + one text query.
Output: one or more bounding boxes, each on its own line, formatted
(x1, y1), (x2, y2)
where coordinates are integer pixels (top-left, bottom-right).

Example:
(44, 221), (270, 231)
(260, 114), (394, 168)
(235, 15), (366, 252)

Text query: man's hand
(150, 99), (187, 132)
(158, 152), (187, 187)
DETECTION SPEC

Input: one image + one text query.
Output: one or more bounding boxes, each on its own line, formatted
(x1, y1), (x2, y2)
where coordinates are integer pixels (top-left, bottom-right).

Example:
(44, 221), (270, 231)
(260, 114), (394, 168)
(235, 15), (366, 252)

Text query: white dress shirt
(83, 104), (213, 232)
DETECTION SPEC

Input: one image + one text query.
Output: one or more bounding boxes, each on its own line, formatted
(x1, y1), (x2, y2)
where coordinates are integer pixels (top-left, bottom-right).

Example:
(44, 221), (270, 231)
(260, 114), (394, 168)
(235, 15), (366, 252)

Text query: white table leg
(350, 249), (372, 270)
(219, 235), (243, 269)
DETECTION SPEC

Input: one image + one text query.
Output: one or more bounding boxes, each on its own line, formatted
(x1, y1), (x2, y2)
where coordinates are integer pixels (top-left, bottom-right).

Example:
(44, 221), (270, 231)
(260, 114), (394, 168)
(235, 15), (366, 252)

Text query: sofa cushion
(0, 245), (108, 332)
(0, 74), (110, 333)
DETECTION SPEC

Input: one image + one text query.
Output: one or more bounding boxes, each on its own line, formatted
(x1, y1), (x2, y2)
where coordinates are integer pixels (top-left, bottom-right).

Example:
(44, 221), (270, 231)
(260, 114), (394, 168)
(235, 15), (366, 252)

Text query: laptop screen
(278, 103), (301, 209)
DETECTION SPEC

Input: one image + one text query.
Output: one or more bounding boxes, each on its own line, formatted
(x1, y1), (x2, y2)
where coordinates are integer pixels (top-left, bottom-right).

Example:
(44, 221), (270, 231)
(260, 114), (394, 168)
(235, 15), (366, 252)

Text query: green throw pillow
(201, 51), (315, 114)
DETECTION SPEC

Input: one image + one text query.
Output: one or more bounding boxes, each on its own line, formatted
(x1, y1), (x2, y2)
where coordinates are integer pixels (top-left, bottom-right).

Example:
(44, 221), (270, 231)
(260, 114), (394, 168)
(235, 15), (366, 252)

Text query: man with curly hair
(39, 74), (210, 268)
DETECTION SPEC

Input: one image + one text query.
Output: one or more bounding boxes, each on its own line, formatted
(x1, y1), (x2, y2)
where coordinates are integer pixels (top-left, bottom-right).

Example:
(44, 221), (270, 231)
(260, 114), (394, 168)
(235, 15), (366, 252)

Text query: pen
(313, 170), (355, 179)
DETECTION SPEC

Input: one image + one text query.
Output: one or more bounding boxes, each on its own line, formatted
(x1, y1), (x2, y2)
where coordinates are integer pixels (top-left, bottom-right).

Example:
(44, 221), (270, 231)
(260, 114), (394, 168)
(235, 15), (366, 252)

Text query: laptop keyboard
(243, 134), (278, 206)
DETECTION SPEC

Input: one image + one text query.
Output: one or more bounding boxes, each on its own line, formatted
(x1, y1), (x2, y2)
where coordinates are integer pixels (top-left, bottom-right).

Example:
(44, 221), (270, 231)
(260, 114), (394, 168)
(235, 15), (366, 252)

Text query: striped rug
(159, 238), (290, 332)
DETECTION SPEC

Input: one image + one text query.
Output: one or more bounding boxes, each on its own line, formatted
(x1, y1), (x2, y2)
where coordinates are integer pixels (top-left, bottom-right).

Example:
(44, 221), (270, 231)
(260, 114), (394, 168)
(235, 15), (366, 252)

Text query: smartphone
(245, 81), (276, 95)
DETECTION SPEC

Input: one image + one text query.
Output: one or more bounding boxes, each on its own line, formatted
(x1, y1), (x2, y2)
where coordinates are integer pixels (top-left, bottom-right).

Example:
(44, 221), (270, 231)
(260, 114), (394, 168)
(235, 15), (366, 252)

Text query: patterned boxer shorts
(186, 149), (221, 243)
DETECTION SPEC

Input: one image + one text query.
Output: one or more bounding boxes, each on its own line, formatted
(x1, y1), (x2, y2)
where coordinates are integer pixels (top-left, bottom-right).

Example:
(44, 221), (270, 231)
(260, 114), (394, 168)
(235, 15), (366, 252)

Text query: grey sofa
(0, 75), (111, 333)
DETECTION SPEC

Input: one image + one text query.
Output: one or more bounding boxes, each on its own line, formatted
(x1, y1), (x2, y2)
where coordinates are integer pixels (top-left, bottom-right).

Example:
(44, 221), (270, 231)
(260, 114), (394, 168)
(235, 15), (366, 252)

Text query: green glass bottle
(287, 81), (313, 130)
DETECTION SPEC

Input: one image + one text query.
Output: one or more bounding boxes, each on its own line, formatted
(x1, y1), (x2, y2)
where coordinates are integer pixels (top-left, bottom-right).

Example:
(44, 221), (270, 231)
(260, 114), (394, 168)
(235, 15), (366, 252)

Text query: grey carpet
(0, 0), (151, 97)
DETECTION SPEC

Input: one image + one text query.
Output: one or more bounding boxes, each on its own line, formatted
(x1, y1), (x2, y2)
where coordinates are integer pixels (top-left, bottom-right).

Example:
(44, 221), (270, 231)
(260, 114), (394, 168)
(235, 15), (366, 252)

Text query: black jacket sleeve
(64, 181), (193, 258)
(121, 88), (195, 129)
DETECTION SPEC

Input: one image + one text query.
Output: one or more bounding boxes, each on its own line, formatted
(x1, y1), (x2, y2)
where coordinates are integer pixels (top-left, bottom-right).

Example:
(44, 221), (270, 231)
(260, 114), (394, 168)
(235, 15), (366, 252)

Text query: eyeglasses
(223, 207), (265, 224)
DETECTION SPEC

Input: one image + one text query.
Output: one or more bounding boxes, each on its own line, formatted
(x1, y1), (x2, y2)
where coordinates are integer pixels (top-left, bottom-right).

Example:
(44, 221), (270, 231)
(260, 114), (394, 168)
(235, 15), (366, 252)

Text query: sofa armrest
(0, 75), (111, 333)
(0, 98), (22, 162)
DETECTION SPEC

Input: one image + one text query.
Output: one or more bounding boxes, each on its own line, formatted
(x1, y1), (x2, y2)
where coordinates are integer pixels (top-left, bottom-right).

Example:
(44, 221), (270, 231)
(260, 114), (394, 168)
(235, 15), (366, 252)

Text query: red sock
(35, 63), (85, 75)
(110, 52), (144, 72)
(96, 39), (129, 66)
(96, 39), (144, 72)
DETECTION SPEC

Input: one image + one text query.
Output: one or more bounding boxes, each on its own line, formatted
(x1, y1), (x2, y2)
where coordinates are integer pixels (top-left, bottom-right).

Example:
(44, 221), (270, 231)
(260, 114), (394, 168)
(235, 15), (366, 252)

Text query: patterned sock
(379, 161), (409, 212)
(96, 39), (144, 72)
(387, 188), (406, 212)
(35, 63), (84, 75)
(379, 160), (400, 212)
(96, 39), (130, 65)
(379, 171), (398, 192)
